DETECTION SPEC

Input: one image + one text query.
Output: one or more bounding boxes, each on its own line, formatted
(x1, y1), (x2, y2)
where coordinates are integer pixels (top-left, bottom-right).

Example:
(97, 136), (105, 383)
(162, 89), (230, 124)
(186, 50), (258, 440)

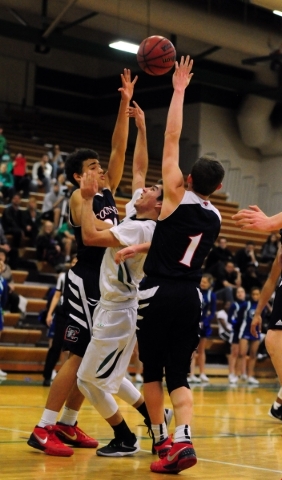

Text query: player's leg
(247, 339), (260, 384)
(266, 329), (282, 420)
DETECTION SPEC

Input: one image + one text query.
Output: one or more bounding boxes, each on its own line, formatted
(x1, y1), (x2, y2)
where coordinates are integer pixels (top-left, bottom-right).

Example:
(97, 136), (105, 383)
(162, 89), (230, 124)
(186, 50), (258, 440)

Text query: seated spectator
(259, 233), (279, 264)
(35, 220), (65, 272)
(1, 193), (24, 248)
(30, 154), (52, 193)
(0, 251), (21, 313)
(13, 152), (30, 198)
(41, 181), (67, 228)
(48, 144), (65, 179)
(22, 197), (42, 247)
(0, 162), (14, 203)
(213, 260), (242, 302)
(242, 264), (262, 294)
(56, 220), (76, 262)
(0, 127), (7, 160)
(205, 236), (234, 276)
(234, 241), (258, 274)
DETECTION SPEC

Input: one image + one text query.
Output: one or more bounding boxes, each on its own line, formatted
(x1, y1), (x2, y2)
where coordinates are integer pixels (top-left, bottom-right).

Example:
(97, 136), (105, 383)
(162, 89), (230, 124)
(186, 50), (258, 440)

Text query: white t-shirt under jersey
(99, 189), (156, 305)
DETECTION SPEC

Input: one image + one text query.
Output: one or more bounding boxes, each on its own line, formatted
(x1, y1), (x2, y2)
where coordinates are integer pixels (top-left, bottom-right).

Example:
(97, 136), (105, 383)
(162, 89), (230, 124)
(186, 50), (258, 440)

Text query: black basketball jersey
(144, 190), (221, 282)
(70, 188), (119, 267)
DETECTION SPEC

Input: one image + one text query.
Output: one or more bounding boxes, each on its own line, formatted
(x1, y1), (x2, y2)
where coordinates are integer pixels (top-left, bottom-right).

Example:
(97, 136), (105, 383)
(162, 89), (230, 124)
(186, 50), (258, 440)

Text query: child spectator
(238, 287), (266, 384)
(188, 273), (216, 383)
(228, 286), (248, 383)
(22, 197), (42, 247)
(260, 233), (279, 264)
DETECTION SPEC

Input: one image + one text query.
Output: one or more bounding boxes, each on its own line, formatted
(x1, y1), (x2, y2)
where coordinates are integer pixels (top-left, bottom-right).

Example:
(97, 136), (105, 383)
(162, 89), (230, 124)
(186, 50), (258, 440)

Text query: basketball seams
(137, 35), (176, 76)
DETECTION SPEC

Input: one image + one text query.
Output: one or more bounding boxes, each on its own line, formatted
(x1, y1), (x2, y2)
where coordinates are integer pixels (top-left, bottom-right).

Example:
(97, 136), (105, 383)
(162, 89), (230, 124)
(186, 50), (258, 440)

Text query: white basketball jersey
(99, 189), (156, 304)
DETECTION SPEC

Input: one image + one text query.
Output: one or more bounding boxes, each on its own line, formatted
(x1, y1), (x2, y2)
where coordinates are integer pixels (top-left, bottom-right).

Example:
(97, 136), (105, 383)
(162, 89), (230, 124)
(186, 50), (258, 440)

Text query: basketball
(137, 36), (176, 76)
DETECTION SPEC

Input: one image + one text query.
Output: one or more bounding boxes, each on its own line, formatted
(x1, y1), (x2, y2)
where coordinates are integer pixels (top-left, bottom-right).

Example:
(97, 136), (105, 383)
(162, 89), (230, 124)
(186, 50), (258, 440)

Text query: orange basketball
(137, 36), (176, 76)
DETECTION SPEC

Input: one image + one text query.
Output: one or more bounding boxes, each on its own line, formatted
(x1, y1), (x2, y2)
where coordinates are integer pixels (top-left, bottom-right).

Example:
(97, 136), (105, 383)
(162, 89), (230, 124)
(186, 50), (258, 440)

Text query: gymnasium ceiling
(1, 0), (282, 104)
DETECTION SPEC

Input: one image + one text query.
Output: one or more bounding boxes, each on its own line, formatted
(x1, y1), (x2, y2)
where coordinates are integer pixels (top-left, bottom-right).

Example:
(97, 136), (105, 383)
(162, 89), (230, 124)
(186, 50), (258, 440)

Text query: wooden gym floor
(0, 374), (282, 480)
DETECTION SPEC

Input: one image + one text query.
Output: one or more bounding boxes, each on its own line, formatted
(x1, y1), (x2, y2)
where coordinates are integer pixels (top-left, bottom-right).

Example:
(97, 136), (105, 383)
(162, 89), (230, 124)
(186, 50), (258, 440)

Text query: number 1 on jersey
(180, 233), (202, 267)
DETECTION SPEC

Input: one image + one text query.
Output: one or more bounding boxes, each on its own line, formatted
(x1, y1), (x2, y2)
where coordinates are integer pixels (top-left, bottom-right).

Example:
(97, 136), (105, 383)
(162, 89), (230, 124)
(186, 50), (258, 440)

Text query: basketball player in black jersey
(27, 69), (137, 457)
(134, 56), (225, 473)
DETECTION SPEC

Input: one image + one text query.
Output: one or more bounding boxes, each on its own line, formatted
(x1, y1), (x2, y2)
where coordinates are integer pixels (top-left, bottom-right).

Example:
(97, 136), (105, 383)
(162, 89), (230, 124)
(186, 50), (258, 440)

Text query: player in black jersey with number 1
(136, 57), (225, 474)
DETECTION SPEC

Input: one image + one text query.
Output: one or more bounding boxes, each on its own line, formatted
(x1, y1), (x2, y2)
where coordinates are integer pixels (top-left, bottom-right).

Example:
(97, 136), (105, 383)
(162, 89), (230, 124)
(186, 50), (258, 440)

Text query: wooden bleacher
(0, 109), (274, 376)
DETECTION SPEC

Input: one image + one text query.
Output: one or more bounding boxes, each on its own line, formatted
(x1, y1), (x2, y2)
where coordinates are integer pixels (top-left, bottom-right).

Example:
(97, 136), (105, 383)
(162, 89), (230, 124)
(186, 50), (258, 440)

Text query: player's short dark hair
(65, 148), (100, 187)
(190, 155), (225, 196)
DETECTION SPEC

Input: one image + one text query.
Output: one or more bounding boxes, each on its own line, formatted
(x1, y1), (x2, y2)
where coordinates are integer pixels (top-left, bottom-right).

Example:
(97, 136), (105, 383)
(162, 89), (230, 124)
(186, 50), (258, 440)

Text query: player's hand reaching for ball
(173, 55), (194, 91)
(119, 68), (138, 102)
(127, 101), (145, 129)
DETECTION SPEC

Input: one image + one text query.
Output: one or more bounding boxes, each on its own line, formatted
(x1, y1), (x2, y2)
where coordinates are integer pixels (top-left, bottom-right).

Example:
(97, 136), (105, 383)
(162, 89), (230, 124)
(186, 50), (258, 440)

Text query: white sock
(273, 401), (282, 409)
(59, 407), (79, 426)
(38, 409), (58, 428)
(152, 422), (168, 444)
(174, 424), (192, 444)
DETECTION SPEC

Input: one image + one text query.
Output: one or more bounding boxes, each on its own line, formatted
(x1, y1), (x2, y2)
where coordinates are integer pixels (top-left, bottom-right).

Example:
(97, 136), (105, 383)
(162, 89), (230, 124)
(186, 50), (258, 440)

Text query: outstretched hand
(172, 55), (194, 91)
(232, 205), (270, 231)
(114, 246), (138, 264)
(119, 68), (138, 102)
(80, 171), (99, 200)
(126, 101), (145, 129)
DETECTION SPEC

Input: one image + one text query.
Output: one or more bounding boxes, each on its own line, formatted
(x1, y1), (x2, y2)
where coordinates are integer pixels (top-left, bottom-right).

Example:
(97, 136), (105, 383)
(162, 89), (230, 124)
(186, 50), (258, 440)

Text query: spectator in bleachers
(228, 287), (248, 384)
(48, 144), (65, 179)
(1, 193), (24, 248)
(188, 273), (217, 383)
(0, 258), (8, 377)
(0, 219), (18, 269)
(0, 162), (14, 203)
(242, 264), (263, 294)
(213, 260), (241, 302)
(22, 197), (42, 247)
(30, 154), (52, 193)
(0, 127), (7, 160)
(205, 236), (234, 277)
(41, 181), (67, 228)
(35, 220), (65, 272)
(234, 241), (258, 274)
(13, 152), (30, 198)
(56, 220), (76, 263)
(259, 233), (279, 264)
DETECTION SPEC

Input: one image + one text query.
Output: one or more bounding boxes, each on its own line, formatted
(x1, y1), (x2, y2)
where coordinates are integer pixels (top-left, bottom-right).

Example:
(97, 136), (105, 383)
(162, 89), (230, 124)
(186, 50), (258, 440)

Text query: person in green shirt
(0, 128), (7, 159)
(0, 163), (14, 203)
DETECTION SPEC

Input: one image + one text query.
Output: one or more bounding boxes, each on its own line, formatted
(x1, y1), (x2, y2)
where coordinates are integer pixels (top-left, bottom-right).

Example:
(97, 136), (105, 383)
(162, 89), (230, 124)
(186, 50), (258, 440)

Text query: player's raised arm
(161, 56), (193, 216)
(128, 101), (148, 194)
(105, 69), (138, 193)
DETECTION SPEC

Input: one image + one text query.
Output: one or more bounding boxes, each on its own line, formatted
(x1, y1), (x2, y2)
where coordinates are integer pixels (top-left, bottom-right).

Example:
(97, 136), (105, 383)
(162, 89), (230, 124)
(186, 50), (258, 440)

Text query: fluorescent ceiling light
(109, 41), (139, 54)
(273, 9), (282, 16)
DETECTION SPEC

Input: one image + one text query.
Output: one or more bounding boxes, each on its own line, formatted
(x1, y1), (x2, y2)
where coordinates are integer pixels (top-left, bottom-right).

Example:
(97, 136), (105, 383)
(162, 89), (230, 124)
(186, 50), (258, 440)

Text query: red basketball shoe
(27, 425), (74, 456)
(150, 441), (197, 473)
(56, 421), (99, 448)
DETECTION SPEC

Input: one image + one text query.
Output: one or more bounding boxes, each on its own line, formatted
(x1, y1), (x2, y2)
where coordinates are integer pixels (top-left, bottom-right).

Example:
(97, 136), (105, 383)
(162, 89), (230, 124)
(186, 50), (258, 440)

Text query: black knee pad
(166, 366), (189, 394)
(143, 363), (163, 383)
